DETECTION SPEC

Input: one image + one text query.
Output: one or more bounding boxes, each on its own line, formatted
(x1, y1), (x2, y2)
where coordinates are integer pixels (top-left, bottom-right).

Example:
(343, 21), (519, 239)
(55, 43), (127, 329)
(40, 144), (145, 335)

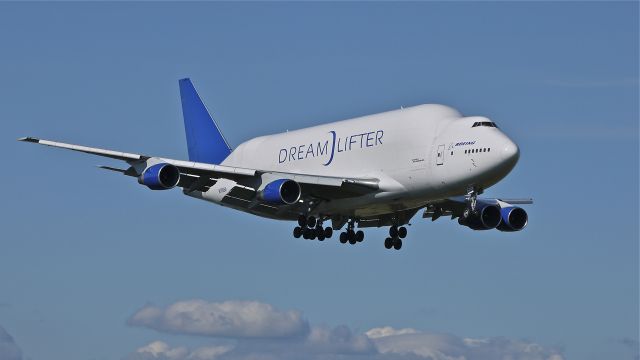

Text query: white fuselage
(218, 104), (519, 219)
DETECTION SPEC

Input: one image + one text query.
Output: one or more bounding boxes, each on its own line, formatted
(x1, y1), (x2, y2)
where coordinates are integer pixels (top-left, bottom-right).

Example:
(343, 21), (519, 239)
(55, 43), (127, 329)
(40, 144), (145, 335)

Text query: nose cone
(502, 138), (520, 168)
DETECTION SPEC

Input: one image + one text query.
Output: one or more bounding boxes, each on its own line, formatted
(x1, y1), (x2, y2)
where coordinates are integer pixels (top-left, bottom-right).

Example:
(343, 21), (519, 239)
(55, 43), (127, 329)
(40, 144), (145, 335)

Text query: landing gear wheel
(393, 238), (403, 250)
(307, 216), (317, 228)
(384, 237), (393, 249)
(398, 226), (407, 239)
(339, 232), (347, 244)
(389, 226), (398, 238)
(348, 237), (357, 245)
(298, 215), (307, 227)
(324, 227), (333, 238)
(293, 227), (302, 238)
(355, 230), (364, 242)
(303, 228), (313, 240)
(317, 234), (325, 241)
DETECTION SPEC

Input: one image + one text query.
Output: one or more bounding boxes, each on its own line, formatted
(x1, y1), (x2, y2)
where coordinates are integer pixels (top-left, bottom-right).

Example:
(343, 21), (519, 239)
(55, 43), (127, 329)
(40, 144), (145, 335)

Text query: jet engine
(138, 163), (181, 190)
(258, 179), (301, 205)
(458, 203), (502, 230)
(496, 206), (528, 232)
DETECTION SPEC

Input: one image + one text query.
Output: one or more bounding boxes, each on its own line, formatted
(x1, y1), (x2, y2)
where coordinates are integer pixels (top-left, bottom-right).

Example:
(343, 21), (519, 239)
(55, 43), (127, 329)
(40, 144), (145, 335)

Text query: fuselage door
(436, 144), (445, 165)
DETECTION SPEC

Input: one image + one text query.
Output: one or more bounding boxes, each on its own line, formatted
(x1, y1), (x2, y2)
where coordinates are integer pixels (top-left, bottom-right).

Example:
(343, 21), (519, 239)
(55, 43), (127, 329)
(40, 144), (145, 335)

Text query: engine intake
(458, 204), (502, 230)
(138, 163), (180, 190)
(497, 207), (528, 232)
(258, 179), (301, 205)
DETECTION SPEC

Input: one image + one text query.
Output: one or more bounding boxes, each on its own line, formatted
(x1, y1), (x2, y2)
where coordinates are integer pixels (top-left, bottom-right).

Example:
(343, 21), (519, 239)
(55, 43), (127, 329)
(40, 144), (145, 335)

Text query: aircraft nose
(501, 138), (520, 166)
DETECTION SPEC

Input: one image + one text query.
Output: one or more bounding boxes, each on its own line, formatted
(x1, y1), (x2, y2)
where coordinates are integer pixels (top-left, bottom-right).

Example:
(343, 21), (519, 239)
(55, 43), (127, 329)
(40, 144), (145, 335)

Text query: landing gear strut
(338, 219), (364, 245)
(294, 215), (332, 241)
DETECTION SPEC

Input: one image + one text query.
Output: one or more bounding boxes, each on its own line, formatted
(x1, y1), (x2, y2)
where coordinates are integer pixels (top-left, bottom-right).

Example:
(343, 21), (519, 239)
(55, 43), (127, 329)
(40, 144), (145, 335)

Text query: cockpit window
(472, 121), (498, 128)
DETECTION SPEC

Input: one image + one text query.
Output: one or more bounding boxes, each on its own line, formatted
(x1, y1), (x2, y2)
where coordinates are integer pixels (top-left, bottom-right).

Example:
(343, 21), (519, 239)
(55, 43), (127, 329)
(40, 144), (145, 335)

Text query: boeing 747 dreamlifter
(20, 78), (532, 250)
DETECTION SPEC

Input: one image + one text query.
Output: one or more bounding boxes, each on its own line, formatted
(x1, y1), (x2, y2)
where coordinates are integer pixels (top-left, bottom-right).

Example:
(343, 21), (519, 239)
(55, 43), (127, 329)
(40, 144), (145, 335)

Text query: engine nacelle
(138, 163), (180, 190)
(497, 207), (528, 232)
(258, 179), (301, 205)
(458, 203), (502, 230)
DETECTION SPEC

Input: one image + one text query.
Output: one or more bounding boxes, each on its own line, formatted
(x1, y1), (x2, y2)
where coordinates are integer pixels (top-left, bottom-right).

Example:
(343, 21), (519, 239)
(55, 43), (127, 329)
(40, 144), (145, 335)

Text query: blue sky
(0, 2), (637, 360)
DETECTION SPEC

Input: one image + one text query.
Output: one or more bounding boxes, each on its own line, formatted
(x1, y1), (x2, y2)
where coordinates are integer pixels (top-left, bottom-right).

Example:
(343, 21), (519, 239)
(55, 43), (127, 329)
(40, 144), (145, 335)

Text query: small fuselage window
(465, 148), (491, 155)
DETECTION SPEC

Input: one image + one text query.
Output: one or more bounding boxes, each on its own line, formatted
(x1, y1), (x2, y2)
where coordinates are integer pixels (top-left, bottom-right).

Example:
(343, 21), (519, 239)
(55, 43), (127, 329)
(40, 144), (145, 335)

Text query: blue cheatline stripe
(179, 78), (232, 165)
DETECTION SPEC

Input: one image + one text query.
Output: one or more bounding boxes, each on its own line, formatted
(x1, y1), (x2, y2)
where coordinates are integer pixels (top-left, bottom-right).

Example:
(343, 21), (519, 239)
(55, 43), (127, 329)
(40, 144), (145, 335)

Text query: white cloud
(366, 326), (419, 339)
(0, 325), (22, 360)
(305, 325), (376, 354)
(127, 326), (563, 360)
(369, 326), (564, 360)
(127, 301), (564, 360)
(128, 300), (309, 339)
(129, 341), (232, 360)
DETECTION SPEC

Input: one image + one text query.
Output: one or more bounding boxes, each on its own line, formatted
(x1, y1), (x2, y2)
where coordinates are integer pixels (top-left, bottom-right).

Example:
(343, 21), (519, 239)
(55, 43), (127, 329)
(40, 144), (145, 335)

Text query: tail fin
(179, 78), (232, 164)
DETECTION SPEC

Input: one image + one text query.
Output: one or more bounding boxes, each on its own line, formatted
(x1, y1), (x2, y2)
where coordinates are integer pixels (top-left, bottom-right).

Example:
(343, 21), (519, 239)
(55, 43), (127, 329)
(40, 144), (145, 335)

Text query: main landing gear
(338, 220), (364, 245)
(293, 216), (407, 251)
(293, 215), (333, 241)
(384, 225), (407, 250)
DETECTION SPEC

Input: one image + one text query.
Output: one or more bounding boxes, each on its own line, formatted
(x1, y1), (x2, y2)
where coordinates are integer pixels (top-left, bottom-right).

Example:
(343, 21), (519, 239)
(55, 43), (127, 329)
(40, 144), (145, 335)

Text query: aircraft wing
(18, 137), (379, 202)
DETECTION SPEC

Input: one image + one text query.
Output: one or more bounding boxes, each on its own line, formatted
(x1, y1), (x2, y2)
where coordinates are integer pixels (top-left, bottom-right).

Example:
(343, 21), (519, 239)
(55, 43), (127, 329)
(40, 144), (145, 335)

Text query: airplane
(19, 78), (532, 250)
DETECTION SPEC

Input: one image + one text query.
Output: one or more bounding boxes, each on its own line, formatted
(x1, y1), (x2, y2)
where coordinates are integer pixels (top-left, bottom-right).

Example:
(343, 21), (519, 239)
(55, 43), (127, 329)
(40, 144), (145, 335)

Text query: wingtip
(18, 137), (40, 143)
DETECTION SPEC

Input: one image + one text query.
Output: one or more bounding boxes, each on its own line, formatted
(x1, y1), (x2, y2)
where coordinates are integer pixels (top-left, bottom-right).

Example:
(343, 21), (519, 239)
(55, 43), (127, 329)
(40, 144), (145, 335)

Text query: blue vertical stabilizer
(179, 78), (232, 164)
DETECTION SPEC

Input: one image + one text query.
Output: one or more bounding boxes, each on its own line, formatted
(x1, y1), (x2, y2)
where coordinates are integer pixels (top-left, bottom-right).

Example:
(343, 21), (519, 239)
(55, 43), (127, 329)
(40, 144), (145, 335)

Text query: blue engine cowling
(497, 207), (528, 232)
(458, 203), (502, 230)
(137, 163), (181, 190)
(258, 179), (301, 205)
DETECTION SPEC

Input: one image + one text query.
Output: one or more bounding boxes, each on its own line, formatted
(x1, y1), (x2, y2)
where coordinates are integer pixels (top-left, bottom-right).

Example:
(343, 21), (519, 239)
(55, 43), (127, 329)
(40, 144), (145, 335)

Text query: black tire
(347, 230), (355, 242)
(398, 226), (407, 239)
(355, 230), (364, 242)
(317, 234), (325, 241)
(298, 215), (307, 227)
(349, 237), (357, 245)
(339, 232), (347, 244)
(393, 238), (403, 250)
(293, 227), (302, 238)
(324, 227), (333, 238)
(303, 228), (313, 239)
(384, 237), (393, 249)
(389, 225), (398, 238)
(307, 216), (317, 228)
